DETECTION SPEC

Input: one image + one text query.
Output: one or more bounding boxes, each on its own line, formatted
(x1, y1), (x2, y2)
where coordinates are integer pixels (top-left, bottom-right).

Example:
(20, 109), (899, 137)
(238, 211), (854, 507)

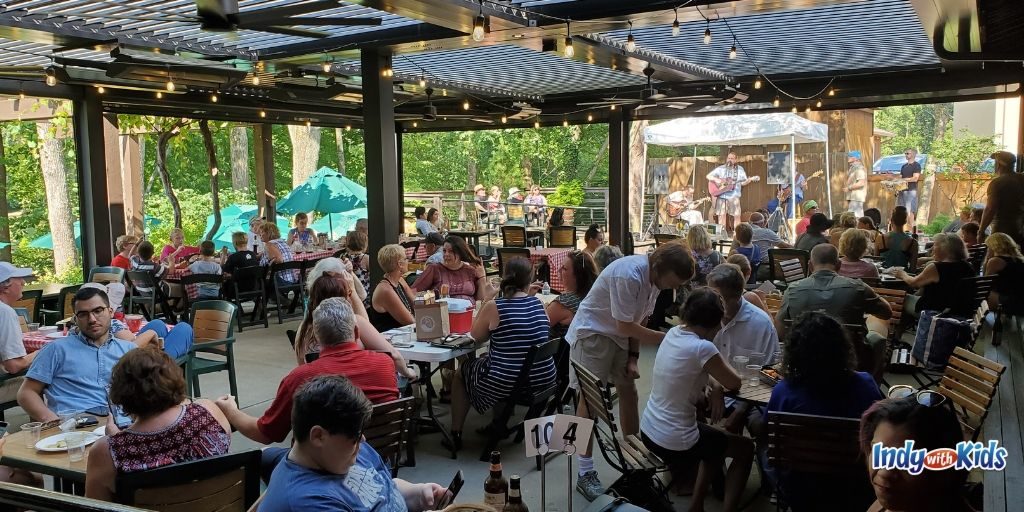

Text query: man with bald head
(775, 244), (892, 378)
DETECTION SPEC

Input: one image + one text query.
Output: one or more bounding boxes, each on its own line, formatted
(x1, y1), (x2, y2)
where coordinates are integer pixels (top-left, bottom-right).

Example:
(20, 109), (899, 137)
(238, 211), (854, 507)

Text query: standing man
(567, 241), (696, 500)
(898, 148), (922, 230)
(980, 151), (1024, 246)
(706, 152), (758, 233)
(844, 151), (868, 217)
(767, 172), (806, 218)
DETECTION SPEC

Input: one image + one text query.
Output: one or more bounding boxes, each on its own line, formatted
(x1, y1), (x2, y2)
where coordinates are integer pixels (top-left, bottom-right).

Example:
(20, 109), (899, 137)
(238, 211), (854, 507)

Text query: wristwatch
(628, 351), (641, 360)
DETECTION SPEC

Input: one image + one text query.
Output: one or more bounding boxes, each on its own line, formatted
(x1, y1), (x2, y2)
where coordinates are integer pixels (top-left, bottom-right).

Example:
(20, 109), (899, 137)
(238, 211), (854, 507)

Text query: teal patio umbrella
(310, 208), (367, 239)
(203, 205), (289, 251)
(276, 167), (367, 215)
(29, 216), (162, 250)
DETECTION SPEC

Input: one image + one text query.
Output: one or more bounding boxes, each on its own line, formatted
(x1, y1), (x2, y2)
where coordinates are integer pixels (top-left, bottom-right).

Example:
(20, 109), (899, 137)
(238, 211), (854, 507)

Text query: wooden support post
(103, 114), (126, 239)
(122, 134), (144, 236)
(608, 108), (630, 246)
(73, 89), (113, 271)
(253, 123), (276, 221)
(362, 48), (400, 284)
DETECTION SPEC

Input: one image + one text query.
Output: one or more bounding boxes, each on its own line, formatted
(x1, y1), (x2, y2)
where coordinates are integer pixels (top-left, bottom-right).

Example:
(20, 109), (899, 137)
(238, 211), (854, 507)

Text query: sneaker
(575, 470), (605, 501)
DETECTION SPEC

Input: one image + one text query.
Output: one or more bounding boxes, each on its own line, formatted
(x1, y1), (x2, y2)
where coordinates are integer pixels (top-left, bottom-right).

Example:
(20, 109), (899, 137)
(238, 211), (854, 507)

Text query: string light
(441, 89), (448, 97)
(534, 119), (541, 129)
(828, 88), (836, 96)
(18, 90), (24, 100)
(472, 1), (486, 42)
(791, 105), (798, 113)
(625, 21), (636, 52)
(413, 121), (418, 128)
(564, 22), (574, 58)
(305, 120), (312, 127)
(45, 68), (56, 87)
(419, 76), (427, 88)
(501, 115), (508, 124)
(345, 125), (352, 131)
(703, 21), (711, 44)
(754, 77), (762, 89)
(729, 41), (737, 59)
(587, 113), (593, 122)
(251, 74), (260, 85)
(96, 85), (105, 94)
(671, 8), (680, 37)
(462, 99), (470, 110)
(773, 97), (780, 107)
(805, 106), (812, 113)
(211, 93), (218, 103)
(610, 104), (617, 111)
(259, 109), (266, 118)
(322, 61), (332, 73)
(816, 99), (823, 108)
(156, 91), (163, 99)
(166, 77), (175, 92)
(562, 119), (569, 127)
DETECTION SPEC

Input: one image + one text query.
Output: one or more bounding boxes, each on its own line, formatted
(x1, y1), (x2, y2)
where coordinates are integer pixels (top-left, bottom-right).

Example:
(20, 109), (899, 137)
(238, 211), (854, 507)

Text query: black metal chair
(179, 273), (223, 315)
(124, 272), (176, 323)
(40, 284), (81, 326)
(478, 338), (562, 468)
(228, 265), (268, 331)
(496, 248), (532, 278)
(768, 248), (810, 287)
(267, 261), (305, 324)
(548, 226), (577, 248)
(114, 450), (262, 511)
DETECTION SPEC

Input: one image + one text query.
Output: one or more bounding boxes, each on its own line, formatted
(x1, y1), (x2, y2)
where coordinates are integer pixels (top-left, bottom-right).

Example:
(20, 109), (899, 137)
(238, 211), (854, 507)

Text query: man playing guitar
(664, 186), (709, 227)
(706, 151), (760, 232)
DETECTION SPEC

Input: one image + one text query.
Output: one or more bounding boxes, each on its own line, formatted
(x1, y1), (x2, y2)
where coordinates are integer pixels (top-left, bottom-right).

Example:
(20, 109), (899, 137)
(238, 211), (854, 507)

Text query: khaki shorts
(714, 196), (742, 217)
(568, 334), (629, 390)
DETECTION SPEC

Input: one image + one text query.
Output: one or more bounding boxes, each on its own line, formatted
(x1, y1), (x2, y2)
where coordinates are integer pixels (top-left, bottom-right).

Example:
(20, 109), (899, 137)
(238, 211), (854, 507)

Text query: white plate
(35, 431), (100, 452)
(45, 332), (64, 339)
(93, 426), (106, 437)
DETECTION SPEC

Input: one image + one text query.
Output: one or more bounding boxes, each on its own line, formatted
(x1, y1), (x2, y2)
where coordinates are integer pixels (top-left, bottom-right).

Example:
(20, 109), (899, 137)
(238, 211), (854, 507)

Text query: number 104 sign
(522, 414), (595, 458)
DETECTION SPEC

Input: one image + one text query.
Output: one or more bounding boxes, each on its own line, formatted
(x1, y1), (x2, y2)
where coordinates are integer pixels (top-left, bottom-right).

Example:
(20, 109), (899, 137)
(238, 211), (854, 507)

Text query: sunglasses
(887, 385), (947, 407)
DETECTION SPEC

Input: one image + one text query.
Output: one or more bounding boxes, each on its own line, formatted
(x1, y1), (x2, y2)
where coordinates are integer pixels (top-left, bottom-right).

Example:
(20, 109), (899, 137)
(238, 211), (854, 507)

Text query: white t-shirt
(713, 298), (779, 367)
(640, 327), (720, 451)
(0, 302), (27, 372)
(565, 255), (660, 350)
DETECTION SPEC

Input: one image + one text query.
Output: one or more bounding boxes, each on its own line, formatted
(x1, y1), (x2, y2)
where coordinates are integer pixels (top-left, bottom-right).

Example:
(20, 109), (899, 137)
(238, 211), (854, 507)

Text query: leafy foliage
(929, 129), (999, 209)
(548, 180), (586, 207)
(920, 213), (952, 236)
(874, 104), (953, 156)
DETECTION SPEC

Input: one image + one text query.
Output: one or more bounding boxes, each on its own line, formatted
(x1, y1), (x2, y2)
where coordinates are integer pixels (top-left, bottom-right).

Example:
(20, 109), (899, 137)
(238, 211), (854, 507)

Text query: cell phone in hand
(434, 470), (464, 510)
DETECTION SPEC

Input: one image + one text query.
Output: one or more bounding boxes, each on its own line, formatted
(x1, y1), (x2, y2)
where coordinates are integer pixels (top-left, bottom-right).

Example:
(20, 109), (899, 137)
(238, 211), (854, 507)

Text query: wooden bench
(936, 347), (1005, 442)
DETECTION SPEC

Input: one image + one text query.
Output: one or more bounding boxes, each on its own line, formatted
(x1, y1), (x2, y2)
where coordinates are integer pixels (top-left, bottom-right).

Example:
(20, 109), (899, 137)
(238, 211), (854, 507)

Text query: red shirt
(256, 342), (398, 442)
(111, 254), (131, 270)
(795, 215), (812, 236)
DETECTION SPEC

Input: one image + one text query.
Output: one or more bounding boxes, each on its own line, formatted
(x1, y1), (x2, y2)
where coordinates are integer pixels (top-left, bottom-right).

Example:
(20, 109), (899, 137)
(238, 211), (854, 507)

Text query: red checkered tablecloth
(163, 250), (335, 300)
(529, 247), (571, 292)
(23, 332), (54, 353)
(404, 245), (429, 262)
(291, 249), (336, 262)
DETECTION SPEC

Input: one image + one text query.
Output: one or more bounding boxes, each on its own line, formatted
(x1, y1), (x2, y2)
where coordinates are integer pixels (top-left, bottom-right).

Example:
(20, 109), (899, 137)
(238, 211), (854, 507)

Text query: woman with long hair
(583, 224), (605, 257)
(687, 225), (722, 286)
(893, 233), (974, 317)
(546, 250), (599, 335)
(412, 235), (496, 301)
(983, 232), (1024, 314)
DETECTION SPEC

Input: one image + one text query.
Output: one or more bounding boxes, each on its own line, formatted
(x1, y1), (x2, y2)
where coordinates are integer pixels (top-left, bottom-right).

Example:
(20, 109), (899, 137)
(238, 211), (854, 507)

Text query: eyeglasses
(74, 306), (110, 321)
(887, 385), (947, 407)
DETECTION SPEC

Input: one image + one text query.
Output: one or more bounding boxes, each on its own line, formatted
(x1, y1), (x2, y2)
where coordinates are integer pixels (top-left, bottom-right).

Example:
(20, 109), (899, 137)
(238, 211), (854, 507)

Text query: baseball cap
(473, 184), (485, 193)
(0, 262), (34, 283)
(848, 150), (861, 159)
(508, 187), (521, 196)
(425, 232), (445, 246)
(803, 200), (818, 211)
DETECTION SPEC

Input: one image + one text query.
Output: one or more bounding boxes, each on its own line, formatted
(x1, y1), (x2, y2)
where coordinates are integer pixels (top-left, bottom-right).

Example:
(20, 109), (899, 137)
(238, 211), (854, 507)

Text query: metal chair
(364, 397), (417, 476)
(114, 450), (261, 511)
(496, 248), (531, 278)
(548, 226), (577, 248)
(125, 272), (176, 323)
(179, 300), (239, 399)
(767, 248), (810, 284)
(88, 266), (125, 284)
(267, 261), (304, 324)
(478, 338), (562, 469)
(966, 244), (987, 275)
(653, 233), (681, 247)
(501, 225), (528, 247)
(40, 284), (81, 326)
(12, 289), (42, 324)
(227, 265), (268, 331)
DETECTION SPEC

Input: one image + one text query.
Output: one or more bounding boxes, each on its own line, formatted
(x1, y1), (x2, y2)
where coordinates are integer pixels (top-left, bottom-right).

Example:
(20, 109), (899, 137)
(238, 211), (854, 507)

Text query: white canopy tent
(644, 113), (832, 218)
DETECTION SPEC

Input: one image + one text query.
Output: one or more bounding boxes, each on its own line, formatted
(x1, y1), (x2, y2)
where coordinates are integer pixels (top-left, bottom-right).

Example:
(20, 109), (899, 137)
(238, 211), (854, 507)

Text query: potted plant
(547, 179), (585, 225)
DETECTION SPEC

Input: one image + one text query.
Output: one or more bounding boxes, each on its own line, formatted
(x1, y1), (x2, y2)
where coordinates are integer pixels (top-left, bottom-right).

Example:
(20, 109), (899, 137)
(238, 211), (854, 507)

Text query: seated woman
(767, 311), (882, 511)
(160, 228), (199, 268)
(858, 216), (882, 255)
(414, 206), (436, 236)
(546, 250), (599, 338)
(427, 207), (446, 233)
(893, 233), (974, 318)
(725, 253), (769, 313)
(729, 222), (763, 277)
(984, 233), (1024, 315)
(412, 235), (495, 302)
(582, 224), (604, 258)
(829, 212), (858, 248)
(838, 229), (880, 280)
(687, 224), (722, 286)
(860, 396), (976, 512)
(446, 257), (555, 450)
(85, 346), (231, 501)
(260, 222), (299, 286)
(307, 257), (367, 304)
(344, 230), (371, 301)
(640, 288), (750, 512)
(877, 206), (917, 270)
(286, 212), (317, 246)
(370, 244), (416, 332)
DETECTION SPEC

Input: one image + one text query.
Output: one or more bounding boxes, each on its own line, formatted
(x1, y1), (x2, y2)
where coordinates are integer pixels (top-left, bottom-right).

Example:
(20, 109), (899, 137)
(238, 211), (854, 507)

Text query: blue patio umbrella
(310, 208), (367, 239)
(29, 216), (162, 250)
(276, 167), (367, 215)
(203, 205), (289, 251)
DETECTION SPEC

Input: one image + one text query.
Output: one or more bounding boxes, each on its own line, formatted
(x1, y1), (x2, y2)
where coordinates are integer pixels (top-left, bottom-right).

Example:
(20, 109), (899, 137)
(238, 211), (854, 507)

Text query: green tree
(929, 129), (999, 212)
(874, 104), (953, 156)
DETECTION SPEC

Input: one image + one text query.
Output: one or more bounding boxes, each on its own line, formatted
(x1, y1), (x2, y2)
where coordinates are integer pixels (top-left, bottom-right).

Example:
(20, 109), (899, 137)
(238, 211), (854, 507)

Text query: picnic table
(1, 423), (100, 490)
(727, 379), (775, 407)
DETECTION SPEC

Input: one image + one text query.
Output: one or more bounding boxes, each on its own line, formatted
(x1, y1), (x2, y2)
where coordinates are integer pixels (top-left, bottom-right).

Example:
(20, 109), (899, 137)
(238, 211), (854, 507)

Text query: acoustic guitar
(709, 175), (760, 197)
(666, 196), (711, 217)
(777, 170), (825, 201)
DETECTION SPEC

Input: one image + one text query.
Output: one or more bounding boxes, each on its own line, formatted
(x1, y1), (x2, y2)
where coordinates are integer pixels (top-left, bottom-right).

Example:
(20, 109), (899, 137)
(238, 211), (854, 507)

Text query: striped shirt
(466, 296), (556, 412)
(261, 239), (299, 283)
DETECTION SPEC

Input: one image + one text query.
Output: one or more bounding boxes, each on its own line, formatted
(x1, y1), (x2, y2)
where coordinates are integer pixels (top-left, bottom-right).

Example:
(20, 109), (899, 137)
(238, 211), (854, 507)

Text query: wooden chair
(548, 226), (577, 248)
(871, 287), (907, 344)
(89, 266), (125, 284)
(506, 204), (526, 225)
(768, 248), (810, 285)
(180, 273), (224, 313)
(571, 361), (672, 511)
(12, 289), (42, 324)
(966, 244), (987, 275)
(962, 275), (996, 335)
(479, 338), (562, 469)
(653, 233), (681, 247)
(364, 397), (417, 476)
(0, 480), (152, 512)
(227, 265), (268, 331)
(40, 284), (81, 326)
(766, 411), (873, 511)
(400, 240), (420, 262)
(764, 294), (783, 317)
(267, 261), (304, 324)
(501, 225), (528, 247)
(125, 271), (176, 323)
(0, 371), (25, 421)
(935, 347), (1006, 441)
(179, 300), (239, 399)
(114, 450), (261, 511)
(775, 258), (806, 288)
(496, 248), (531, 278)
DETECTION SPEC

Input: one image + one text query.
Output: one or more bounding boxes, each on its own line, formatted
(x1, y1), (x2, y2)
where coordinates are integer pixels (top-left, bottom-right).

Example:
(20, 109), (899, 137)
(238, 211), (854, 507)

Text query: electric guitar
(777, 170), (825, 201)
(666, 196), (711, 217)
(709, 175), (760, 197)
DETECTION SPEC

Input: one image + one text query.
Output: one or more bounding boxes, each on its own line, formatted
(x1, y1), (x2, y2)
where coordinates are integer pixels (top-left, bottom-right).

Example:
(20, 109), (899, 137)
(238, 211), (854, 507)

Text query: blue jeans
(767, 195), (802, 218)
(139, 319), (194, 359)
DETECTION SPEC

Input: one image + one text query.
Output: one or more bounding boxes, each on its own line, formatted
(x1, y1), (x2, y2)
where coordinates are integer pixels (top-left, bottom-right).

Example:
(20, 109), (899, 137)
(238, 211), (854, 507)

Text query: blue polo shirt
(26, 332), (135, 424)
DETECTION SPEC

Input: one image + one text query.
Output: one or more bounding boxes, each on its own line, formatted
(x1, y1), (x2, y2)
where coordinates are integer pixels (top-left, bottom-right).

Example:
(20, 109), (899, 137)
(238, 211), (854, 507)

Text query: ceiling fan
(395, 88), (495, 124)
(576, 65), (697, 111)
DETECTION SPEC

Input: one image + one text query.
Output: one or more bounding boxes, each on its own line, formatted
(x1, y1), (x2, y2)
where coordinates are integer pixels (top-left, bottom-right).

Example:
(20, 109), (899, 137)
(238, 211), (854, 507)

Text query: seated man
(215, 297), (398, 444)
(775, 245), (893, 379)
(259, 375), (445, 512)
(17, 287), (144, 424)
(423, 232), (445, 265)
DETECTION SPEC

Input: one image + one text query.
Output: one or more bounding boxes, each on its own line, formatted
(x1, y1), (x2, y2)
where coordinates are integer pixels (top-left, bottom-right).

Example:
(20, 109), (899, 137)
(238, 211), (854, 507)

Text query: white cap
(0, 262), (34, 283)
(508, 187), (521, 196)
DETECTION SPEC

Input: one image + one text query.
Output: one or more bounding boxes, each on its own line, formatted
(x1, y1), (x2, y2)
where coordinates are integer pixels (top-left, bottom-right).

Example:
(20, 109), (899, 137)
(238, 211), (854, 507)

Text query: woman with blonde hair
(370, 244), (416, 332)
(838, 229), (879, 279)
(893, 232), (974, 317)
(983, 232), (1024, 314)
(687, 224), (722, 285)
(830, 211), (859, 248)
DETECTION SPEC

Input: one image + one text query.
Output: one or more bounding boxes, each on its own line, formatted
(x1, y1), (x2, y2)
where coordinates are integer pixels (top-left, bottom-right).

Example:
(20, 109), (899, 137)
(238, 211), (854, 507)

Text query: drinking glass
(746, 364), (762, 385)
(65, 432), (88, 463)
(20, 422), (42, 449)
(57, 410), (82, 433)
(731, 355), (749, 374)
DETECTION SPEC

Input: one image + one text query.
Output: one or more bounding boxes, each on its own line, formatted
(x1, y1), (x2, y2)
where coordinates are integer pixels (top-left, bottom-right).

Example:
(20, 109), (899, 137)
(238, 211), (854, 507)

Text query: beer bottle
(483, 451), (508, 510)
(502, 475), (528, 512)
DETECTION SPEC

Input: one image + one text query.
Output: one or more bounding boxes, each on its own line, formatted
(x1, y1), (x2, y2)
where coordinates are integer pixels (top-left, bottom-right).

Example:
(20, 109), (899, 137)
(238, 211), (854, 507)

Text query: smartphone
(0, 421), (8, 436)
(434, 470), (464, 510)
